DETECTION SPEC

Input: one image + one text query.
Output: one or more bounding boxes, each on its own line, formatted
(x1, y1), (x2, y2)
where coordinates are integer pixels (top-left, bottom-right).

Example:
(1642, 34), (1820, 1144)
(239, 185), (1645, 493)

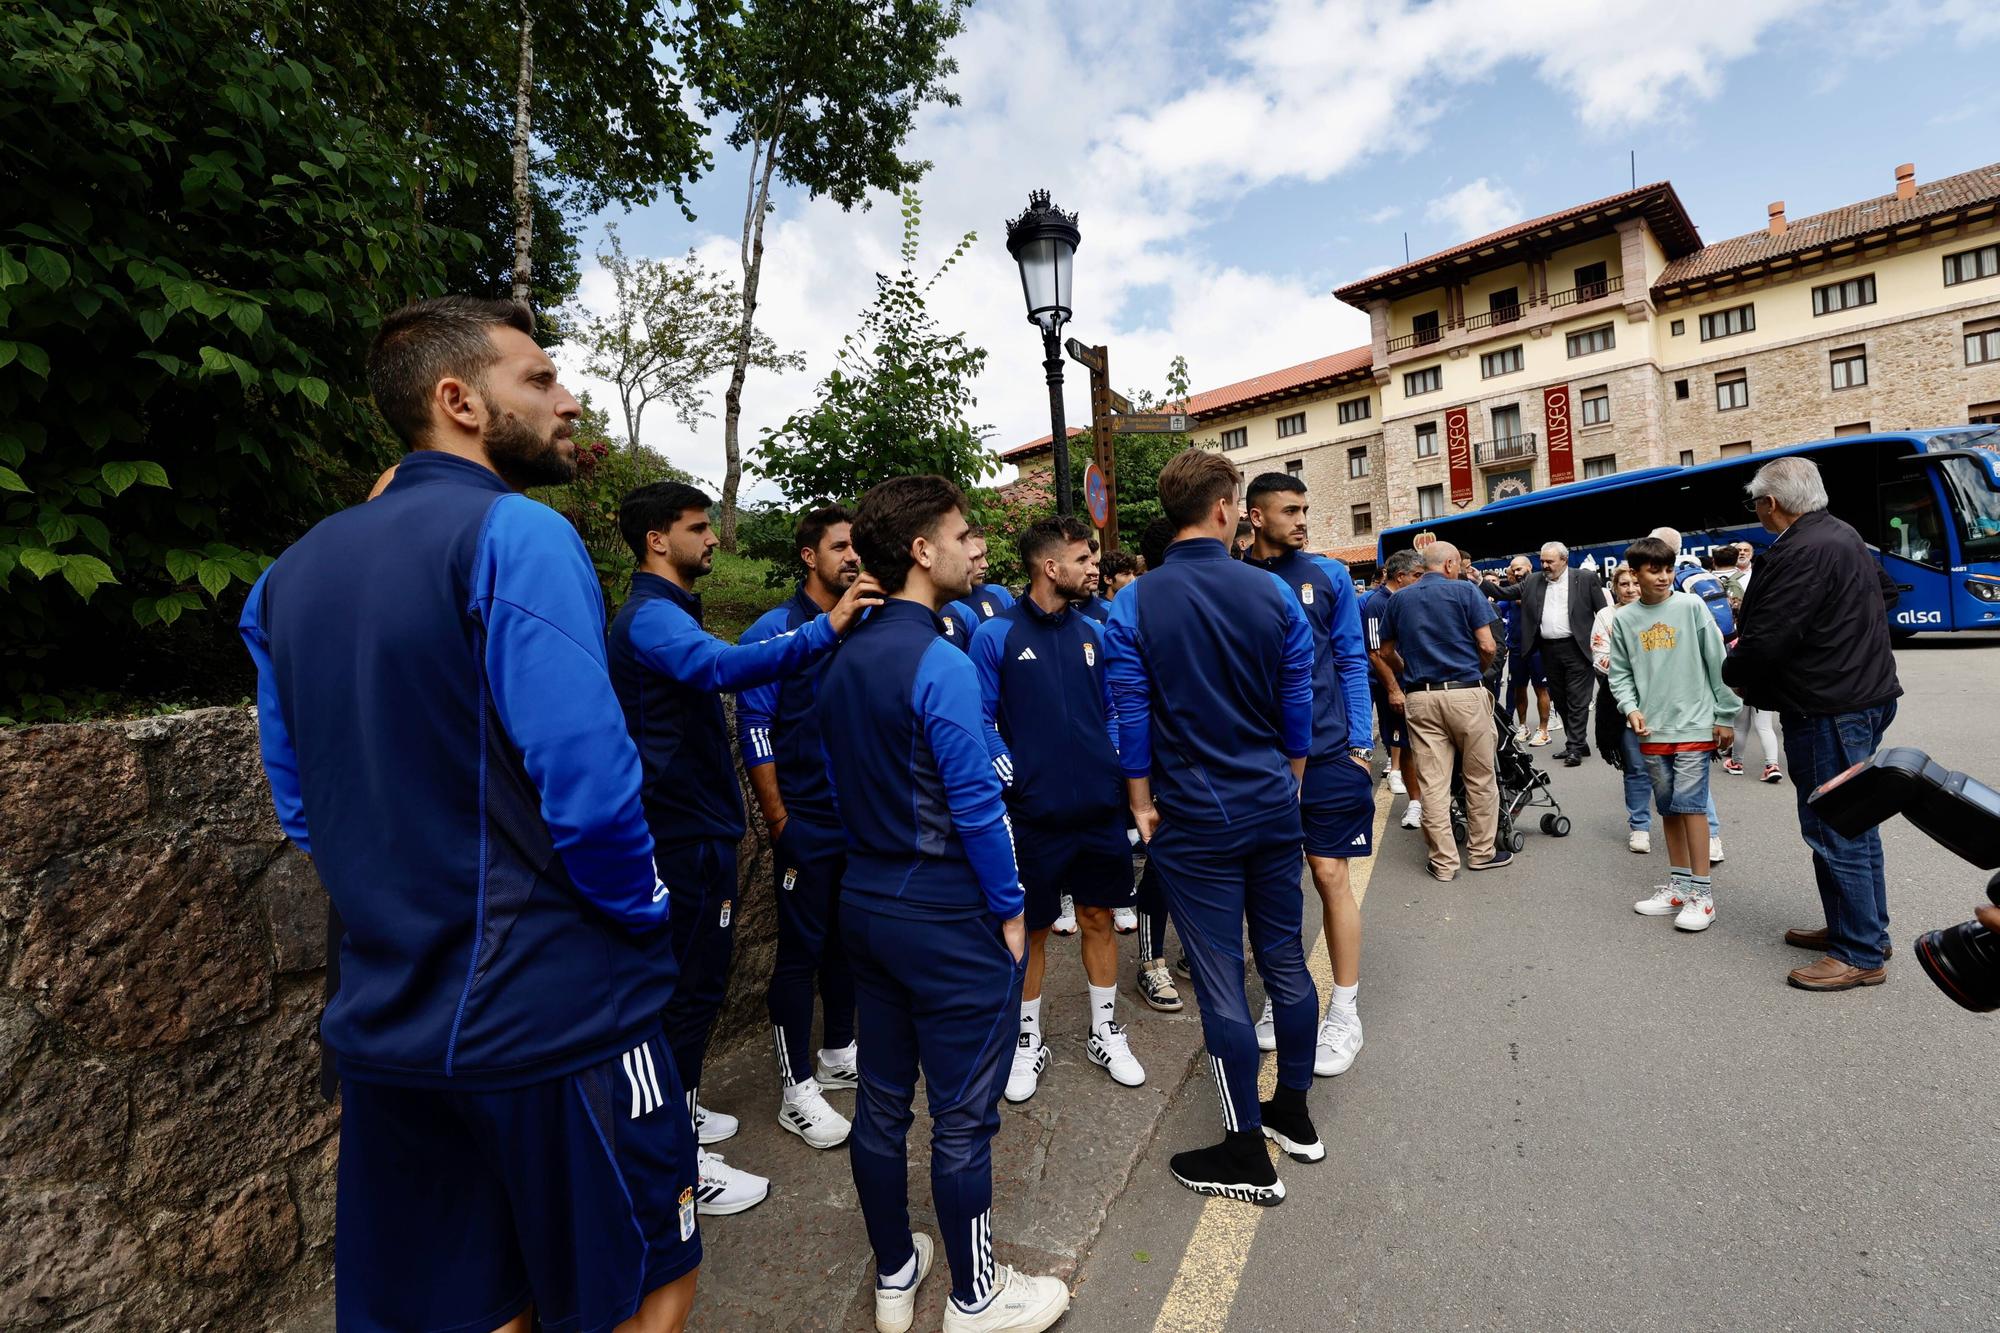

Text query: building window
(1833, 422), (1872, 437)
(1417, 484), (1445, 519)
(1491, 403), (1522, 442)
(1678, 449), (1696, 467)
(1480, 345), (1523, 378)
(1415, 421), (1439, 458)
(1966, 318), (2000, 366)
(1220, 426), (1248, 450)
(1583, 454), (1618, 479)
(1720, 441), (1752, 458)
(1670, 319), (1685, 336)
(1579, 386), (1611, 427)
(1813, 273), (1876, 315)
(1405, 366), (1442, 397)
(1351, 503), (1373, 537)
(1337, 396), (1370, 424)
(1566, 324), (1615, 359)
(1674, 378), (1690, 400)
(1489, 288), (1520, 324)
(1971, 400), (2000, 426)
(1830, 345), (1868, 390)
(1412, 310), (1440, 345)
(1347, 446), (1369, 479)
(1715, 370), (1749, 411)
(1276, 412), (1306, 439)
(1699, 304), (1756, 341)
(1943, 242), (2000, 286)
(1285, 458), (1303, 477)
(1574, 262), (1608, 301)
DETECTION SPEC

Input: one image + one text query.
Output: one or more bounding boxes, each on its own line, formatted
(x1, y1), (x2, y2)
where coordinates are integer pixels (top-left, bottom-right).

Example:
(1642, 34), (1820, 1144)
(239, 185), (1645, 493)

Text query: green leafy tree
(682, 0), (972, 548)
(1063, 354), (1199, 540)
(532, 395), (696, 608)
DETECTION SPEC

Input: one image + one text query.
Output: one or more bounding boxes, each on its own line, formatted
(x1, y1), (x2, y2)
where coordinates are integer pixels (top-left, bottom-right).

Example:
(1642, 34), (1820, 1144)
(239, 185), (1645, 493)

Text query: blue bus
(1376, 427), (2000, 634)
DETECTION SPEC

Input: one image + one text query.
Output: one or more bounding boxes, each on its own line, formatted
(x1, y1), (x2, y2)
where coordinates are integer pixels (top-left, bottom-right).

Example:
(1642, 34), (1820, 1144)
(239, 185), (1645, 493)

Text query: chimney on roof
(1895, 162), (1916, 201)
(1767, 201), (1787, 238)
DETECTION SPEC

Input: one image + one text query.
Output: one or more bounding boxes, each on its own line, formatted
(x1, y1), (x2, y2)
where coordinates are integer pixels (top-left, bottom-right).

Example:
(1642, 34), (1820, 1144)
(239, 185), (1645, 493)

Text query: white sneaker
(1401, 799), (1423, 830)
(1086, 1023), (1145, 1086)
(1634, 884), (1683, 916)
(1314, 1010), (1362, 1077)
(694, 1102), (738, 1146)
(1709, 837), (1725, 864)
(941, 1264), (1071, 1332)
(1513, 725), (1530, 746)
(1674, 891), (1716, 932)
(778, 1082), (851, 1149)
(1254, 997), (1276, 1052)
(1628, 830), (1651, 854)
(1387, 769), (1407, 795)
(815, 1042), (859, 1090)
(874, 1232), (934, 1333)
(1004, 1034), (1049, 1103)
(1548, 715), (1562, 732)
(1050, 895), (1078, 936)
(694, 1149), (769, 1216)
(1112, 905), (1138, 934)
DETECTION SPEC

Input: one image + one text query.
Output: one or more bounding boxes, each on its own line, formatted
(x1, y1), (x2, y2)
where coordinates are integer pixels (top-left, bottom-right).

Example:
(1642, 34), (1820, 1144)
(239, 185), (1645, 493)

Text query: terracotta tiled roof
(999, 426), (1085, 462)
(1181, 346), (1373, 417)
(1334, 182), (1700, 304)
(1322, 543), (1378, 568)
(1655, 161), (2000, 289)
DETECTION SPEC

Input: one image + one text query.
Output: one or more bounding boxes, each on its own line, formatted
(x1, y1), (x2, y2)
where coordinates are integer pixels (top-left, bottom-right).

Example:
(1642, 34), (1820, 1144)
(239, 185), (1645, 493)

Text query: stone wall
(0, 707), (778, 1330)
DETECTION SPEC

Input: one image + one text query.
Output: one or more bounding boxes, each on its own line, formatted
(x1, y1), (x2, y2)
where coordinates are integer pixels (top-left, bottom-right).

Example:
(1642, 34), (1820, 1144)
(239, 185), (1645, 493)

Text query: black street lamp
(1005, 190), (1081, 515)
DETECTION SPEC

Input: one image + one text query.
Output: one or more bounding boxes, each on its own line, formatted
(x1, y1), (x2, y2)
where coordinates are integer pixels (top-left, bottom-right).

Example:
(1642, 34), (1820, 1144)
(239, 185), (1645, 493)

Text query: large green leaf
(19, 548), (61, 580)
(100, 459), (139, 494)
(0, 467), (27, 493)
(196, 558), (232, 597)
(61, 553), (117, 600)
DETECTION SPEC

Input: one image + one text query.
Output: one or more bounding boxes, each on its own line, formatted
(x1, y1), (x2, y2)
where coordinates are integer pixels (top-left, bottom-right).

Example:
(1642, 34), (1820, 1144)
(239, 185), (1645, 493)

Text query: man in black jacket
(1483, 541), (1607, 767)
(1723, 456), (1902, 993)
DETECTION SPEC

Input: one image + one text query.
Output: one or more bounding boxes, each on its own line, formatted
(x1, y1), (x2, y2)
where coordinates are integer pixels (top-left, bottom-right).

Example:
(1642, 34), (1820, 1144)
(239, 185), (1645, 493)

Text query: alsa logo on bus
(1895, 609), (1945, 626)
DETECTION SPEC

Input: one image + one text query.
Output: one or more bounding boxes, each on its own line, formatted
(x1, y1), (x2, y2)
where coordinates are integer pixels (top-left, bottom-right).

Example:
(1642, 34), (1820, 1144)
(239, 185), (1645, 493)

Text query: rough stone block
(146, 1172), (300, 1282)
(260, 847), (327, 974)
(0, 725), (147, 878)
(0, 1049), (128, 1183)
(290, 1133), (340, 1255)
(0, 992), (40, 1103)
(0, 1186), (145, 1326)
(126, 708), (281, 844)
(10, 834), (273, 1050)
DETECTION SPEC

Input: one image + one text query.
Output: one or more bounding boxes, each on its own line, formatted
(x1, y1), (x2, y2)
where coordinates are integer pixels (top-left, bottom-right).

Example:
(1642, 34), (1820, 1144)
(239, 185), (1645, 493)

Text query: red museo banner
(1544, 384), (1575, 486)
(1445, 406), (1472, 509)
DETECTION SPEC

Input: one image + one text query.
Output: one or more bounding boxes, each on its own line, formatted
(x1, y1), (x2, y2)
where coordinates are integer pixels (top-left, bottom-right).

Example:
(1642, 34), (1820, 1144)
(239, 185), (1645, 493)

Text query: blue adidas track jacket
(816, 598), (1023, 920)
(1244, 548), (1371, 759)
(239, 451), (668, 1089)
(607, 572), (836, 851)
(1102, 537), (1313, 830)
(734, 584), (842, 828)
(939, 582), (1016, 651)
(969, 596), (1122, 828)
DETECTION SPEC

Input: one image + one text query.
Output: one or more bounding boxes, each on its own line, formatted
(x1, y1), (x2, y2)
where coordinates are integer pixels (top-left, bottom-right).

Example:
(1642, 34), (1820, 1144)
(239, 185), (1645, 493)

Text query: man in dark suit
(1483, 541), (1607, 767)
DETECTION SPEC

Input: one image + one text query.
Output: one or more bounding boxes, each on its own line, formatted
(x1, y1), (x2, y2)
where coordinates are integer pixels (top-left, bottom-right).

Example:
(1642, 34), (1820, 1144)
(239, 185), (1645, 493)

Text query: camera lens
(1914, 919), (2000, 1012)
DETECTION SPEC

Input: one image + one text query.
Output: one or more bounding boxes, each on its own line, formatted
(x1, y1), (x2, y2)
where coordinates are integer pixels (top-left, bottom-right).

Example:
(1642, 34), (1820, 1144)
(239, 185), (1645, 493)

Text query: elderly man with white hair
(1483, 539), (1608, 768)
(1723, 456), (1904, 993)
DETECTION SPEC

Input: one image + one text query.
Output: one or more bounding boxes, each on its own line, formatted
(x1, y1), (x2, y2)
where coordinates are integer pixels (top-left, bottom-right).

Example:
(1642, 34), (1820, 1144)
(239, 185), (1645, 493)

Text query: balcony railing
(1385, 275), (1626, 352)
(1475, 433), (1538, 466)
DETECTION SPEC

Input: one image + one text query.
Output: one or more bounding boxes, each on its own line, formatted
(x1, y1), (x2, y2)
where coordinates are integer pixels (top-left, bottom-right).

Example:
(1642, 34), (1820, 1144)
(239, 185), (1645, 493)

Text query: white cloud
(1365, 204), (1403, 225)
(560, 0), (1848, 493)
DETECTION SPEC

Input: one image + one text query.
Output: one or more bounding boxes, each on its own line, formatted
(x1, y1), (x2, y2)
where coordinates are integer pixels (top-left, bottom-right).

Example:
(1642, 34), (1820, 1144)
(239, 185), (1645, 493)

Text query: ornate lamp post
(1005, 190), (1081, 515)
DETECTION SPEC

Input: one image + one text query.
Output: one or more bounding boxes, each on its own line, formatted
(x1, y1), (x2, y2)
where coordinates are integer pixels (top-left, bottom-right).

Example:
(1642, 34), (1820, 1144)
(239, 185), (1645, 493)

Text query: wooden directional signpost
(1063, 338), (1197, 551)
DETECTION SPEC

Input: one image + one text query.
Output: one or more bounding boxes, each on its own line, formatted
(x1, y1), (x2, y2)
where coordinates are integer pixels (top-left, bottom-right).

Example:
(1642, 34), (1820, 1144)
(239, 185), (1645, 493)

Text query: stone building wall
(0, 707), (778, 1330)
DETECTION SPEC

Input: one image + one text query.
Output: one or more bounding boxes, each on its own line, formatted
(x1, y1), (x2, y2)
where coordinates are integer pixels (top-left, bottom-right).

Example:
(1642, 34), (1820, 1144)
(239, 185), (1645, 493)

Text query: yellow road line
(1151, 788), (1394, 1333)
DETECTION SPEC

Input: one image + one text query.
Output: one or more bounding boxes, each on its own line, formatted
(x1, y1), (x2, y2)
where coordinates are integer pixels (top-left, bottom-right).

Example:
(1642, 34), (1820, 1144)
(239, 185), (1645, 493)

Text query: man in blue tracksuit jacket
(819, 476), (1070, 1333)
(1103, 448), (1321, 1207)
(736, 506), (862, 1137)
(939, 529), (1016, 650)
(1244, 472), (1376, 1081)
(972, 516), (1144, 1108)
(608, 482), (878, 1213)
(240, 297), (701, 1332)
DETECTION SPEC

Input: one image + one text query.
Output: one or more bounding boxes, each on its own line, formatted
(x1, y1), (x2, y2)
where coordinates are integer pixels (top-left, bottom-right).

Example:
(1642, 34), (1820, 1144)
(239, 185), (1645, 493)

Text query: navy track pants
(658, 838), (737, 1113)
(765, 816), (856, 1086)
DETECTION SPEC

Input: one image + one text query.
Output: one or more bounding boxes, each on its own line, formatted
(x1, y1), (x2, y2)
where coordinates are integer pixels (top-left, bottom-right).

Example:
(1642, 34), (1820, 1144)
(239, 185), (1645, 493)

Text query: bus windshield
(1940, 456), (2000, 563)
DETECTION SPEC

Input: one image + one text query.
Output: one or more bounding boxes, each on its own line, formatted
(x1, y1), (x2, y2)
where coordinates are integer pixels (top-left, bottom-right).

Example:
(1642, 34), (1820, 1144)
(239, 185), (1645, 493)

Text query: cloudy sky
(557, 0), (2000, 497)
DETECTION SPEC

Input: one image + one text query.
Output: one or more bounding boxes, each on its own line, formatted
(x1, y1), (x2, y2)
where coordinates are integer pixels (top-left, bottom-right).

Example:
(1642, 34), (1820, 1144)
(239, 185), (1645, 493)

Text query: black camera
(1807, 747), (2000, 1012)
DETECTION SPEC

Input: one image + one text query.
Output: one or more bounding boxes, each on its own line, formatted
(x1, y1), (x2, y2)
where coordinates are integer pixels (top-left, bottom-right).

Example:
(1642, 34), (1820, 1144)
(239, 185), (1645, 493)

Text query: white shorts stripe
(623, 1049), (644, 1119)
(638, 1042), (664, 1113)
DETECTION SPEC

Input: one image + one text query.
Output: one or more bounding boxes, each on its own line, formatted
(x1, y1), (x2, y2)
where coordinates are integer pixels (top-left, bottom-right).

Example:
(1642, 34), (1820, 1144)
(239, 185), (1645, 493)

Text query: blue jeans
(1620, 727), (1721, 836)
(1781, 703), (1897, 969)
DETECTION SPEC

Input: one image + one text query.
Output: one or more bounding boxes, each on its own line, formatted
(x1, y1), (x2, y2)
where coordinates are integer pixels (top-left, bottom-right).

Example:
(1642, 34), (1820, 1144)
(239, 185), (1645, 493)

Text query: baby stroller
(1451, 698), (1570, 853)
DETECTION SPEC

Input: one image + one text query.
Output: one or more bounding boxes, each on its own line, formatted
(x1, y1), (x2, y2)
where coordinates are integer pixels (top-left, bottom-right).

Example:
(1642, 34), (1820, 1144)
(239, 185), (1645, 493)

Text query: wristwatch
(1348, 746), (1375, 763)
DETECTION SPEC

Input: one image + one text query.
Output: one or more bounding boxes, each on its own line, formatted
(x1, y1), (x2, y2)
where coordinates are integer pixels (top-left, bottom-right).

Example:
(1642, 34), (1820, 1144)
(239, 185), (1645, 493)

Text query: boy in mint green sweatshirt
(1608, 536), (1742, 932)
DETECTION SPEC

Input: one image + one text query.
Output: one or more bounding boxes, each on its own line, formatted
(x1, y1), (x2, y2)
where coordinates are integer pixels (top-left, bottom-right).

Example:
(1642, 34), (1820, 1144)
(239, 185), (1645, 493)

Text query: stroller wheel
(1539, 813), (1558, 835)
(1509, 829), (1525, 853)
(1547, 815), (1572, 838)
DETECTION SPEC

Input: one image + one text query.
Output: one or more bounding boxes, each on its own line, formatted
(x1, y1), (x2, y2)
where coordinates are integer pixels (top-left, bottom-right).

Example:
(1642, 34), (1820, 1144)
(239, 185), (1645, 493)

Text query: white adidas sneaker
(941, 1265), (1071, 1332)
(815, 1042), (859, 1090)
(694, 1149), (768, 1216)
(1050, 895), (1078, 936)
(1111, 905), (1138, 934)
(1401, 799), (1423, 830)
(1314, 1010), (1362, 1077)
(1086, 1023), (1145, 1086)
(873, 1232), (933, 1333)
(778, 1082), (851, 1150)
(1004, 1034), (1049, 1103)
(1386, 769), (1407, 795)
(694, 1102), (738, 1146)
(1254, 997), (1277, 1052)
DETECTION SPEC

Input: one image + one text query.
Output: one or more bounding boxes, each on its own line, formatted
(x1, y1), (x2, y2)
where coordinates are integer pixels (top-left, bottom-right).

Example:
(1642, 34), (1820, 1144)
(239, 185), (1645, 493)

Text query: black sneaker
(1169, 1134), (1285, 1206)
(1173, 953), (1192, 979)
(1469, 847), (1515, 872)
(1258, 1098), (1325, 1163)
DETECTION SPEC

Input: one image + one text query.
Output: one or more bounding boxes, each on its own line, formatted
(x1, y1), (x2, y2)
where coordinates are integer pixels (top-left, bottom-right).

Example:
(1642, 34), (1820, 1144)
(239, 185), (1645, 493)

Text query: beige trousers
(1405, 687), (1499, 877)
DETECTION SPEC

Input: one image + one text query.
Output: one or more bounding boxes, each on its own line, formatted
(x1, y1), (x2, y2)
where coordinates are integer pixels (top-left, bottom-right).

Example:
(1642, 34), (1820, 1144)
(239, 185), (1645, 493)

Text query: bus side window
(1880, 477), (1944, 567)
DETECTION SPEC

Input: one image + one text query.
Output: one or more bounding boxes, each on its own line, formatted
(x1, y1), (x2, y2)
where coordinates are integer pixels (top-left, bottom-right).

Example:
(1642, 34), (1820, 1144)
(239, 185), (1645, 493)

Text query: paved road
(1065, 639), (2000, 1332)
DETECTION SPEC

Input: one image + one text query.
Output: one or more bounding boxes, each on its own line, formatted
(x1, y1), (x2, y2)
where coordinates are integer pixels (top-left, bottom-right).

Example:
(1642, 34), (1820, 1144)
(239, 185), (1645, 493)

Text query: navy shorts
(1508, 649), (1547, 690)
(1015, 815), (1135, 930)
(334, 1029), (700, 1333)
(1372, 687), (1407, 749)
(1302, 753), (1377, 859)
